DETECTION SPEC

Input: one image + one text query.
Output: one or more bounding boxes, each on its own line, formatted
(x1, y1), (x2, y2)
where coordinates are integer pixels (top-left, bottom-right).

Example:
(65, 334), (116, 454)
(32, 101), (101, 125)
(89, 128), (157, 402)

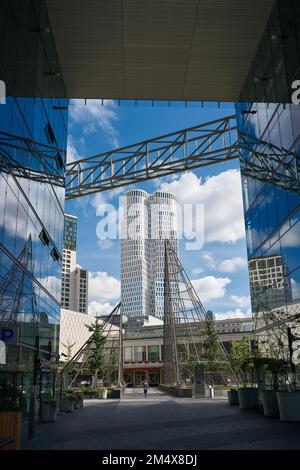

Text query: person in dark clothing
(143, 380), (150, 398)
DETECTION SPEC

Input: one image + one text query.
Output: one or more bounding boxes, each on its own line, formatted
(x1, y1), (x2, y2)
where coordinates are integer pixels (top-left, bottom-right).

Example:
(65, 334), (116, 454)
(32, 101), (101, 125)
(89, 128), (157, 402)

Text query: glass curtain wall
(0, 0), (68, 407)
(236, 0), (300, 366)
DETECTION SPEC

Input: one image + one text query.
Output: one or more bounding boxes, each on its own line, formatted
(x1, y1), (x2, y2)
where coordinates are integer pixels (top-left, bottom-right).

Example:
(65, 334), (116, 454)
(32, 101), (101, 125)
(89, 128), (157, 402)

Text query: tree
(230, 336), (254, 387)
(61, 341), (76, 363)
(202, 322), (222, 386)
(86, 319), (106, 388)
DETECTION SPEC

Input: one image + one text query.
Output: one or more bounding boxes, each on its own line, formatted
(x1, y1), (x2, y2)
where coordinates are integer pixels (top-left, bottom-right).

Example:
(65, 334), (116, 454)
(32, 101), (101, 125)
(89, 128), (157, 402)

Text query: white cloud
(192, 267), (204, 274)
(280, 220), (300, 248)
(191, 276), (231, 302)
(69, 99), (119, 148)
(88, 301), (117, 317)
(66, 134), (81, 163)
(230, 295), (251, 308)
(219, 256), (247, 273)
(215, 308), (252, 320)
(202, 252), (216, 269)
(159, 169), (245, 244)
(98, 239), (114, 250)
(89, 271), (120, 304)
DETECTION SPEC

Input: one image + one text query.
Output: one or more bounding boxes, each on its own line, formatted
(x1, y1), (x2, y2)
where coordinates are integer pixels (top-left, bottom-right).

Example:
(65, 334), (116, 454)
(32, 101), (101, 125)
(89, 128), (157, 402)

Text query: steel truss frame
(163, 240), (240, 386)
(1, 115), (298, 199)
(65, 114), (298, 199)
(0, 130), (66, 187)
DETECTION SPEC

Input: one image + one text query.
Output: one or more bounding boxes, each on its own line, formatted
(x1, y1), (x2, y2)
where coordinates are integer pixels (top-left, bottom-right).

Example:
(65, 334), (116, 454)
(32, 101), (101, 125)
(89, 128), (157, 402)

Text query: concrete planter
(98, 389), (107, 399)
(60, 397), (74, 412)
(261, 390), (279, 418)
(107, 389), (121, 399)
(277, 391), (300, 422)
(41, 402), (57, 422)
(227, 389), (239, 405)
(238, 388), (259, 410)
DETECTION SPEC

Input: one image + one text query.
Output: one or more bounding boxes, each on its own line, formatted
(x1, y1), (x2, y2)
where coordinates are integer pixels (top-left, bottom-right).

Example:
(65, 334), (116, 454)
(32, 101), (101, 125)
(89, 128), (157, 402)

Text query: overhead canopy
(46, 0), (275, 101)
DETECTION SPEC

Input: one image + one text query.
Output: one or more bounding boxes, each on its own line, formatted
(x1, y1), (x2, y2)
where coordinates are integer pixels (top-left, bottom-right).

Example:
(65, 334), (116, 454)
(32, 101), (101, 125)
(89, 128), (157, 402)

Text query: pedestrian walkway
(122, 386), (172, 401)
(23, 394), (300, 450)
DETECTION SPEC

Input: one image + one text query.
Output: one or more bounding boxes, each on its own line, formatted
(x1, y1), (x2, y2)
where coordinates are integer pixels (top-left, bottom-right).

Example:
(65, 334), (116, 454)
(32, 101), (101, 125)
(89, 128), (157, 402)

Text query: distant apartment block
(61, 213), (89, 314)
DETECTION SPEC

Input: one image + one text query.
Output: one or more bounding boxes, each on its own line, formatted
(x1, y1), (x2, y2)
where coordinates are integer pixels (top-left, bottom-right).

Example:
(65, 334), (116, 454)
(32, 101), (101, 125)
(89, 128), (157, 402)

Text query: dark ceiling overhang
(46, 0), (275, 101)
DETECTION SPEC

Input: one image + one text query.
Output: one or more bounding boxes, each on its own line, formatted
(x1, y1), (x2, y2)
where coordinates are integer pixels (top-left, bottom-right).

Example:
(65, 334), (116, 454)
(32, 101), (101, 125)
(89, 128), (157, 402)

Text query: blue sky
(65, 100), (251, 319)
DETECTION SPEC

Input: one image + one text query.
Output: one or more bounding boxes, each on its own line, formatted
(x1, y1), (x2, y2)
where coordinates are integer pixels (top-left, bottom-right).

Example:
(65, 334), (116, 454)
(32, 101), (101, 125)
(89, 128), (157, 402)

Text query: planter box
(227, 390), (239, 405)
(261, 390), (279, 418)
(98, 389), (107, 399)
(238, 388), (260, 410)
(41, 403), (57, 422)
(214, 389), (228, 398)
(60, 397), (74, 412)
(277, 391), (300, 422)
(107, 389), (121, 399)
(0, 411), (22, 450)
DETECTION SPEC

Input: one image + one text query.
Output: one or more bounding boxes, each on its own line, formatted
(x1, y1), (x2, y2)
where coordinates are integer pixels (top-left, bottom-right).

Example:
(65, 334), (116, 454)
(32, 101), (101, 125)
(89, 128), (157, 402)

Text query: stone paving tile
(22, 392), (300, 450)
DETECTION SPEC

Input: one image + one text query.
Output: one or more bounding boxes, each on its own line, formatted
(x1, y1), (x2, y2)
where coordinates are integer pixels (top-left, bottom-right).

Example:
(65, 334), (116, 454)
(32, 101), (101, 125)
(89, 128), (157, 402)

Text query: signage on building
(39, 356), (52, 371)
(0, 326), (19, 344)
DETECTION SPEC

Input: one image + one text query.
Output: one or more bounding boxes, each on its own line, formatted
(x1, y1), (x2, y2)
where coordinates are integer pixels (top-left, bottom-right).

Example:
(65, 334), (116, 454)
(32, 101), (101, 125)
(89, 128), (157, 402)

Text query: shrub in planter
(227, 389), (239, 405)
(88, 389), (98, 399)
(97, 387), (107, 399)
(260, 390), (279, 418)
(257, 357), (287, 418)
(41, 399), (57, 422)
(77, 393), (84, 407)
(277, 391), (300, 422)
(237, 387), (260, 410)
(60, 394), (75, 412)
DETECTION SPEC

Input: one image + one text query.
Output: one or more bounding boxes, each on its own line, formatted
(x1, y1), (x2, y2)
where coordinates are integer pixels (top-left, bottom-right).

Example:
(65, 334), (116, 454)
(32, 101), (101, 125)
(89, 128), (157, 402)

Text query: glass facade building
(236, 0), (300, 360)
(0, 1), (68, 401)
(63, 213), (77, 251)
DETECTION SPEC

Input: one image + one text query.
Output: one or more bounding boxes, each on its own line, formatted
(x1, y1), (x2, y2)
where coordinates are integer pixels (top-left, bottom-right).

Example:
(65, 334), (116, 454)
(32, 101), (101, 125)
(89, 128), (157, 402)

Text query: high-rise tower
(61, 213), (89, 314)
(121, 190), (178, 319)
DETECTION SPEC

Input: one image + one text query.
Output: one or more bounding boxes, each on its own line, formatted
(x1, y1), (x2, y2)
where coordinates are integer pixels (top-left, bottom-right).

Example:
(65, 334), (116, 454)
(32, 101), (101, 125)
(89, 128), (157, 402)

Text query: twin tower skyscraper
(121, 190), (178, 319)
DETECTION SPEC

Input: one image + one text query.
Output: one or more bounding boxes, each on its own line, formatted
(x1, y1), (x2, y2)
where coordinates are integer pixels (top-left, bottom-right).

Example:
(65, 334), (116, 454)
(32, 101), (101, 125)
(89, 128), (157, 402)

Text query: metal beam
(0, 131), (66, 187)
(1, 115), (298, 198)
(65, 115), (298, 199)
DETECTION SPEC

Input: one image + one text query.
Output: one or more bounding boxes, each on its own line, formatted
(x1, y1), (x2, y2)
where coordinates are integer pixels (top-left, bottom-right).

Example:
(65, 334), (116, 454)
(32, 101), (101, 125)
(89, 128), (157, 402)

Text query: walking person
(143, 380), (150, 398)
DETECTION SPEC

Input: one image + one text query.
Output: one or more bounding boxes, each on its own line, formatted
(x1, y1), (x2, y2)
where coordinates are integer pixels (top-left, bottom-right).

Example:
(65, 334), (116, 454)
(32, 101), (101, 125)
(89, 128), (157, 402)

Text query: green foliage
(61, 341), (76, 363)
(86, 319), (106, 387)
(254, 357), (288, 390)
(230, 336), (255, 386)
(202, 322), (223, 385)
(42, 398), (57, 409)
(0, 384), (22, 412)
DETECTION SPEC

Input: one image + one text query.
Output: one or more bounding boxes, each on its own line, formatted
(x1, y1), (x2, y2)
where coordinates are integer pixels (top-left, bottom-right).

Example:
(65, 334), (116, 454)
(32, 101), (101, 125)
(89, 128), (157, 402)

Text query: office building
(61, 213), (89, 314)
(236, 0), (300, 354)
(121, 190), (178, 319)
(0, 1), (68, 397)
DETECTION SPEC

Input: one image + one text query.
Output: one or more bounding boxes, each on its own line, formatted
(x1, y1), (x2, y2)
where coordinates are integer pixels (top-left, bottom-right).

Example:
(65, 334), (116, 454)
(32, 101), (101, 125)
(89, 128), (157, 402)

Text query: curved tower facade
(121, 190), (178, 319)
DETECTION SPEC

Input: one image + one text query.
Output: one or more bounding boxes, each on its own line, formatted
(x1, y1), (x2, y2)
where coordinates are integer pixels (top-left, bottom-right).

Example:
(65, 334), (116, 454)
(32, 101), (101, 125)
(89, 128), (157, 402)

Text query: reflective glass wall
(236, 0), (300, 361)
(0, 0), (68, 399)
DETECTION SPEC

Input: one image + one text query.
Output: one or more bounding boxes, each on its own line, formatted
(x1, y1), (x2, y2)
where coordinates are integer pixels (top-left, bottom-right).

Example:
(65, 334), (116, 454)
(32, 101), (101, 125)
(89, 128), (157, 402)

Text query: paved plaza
(23, 388), (300, 450)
